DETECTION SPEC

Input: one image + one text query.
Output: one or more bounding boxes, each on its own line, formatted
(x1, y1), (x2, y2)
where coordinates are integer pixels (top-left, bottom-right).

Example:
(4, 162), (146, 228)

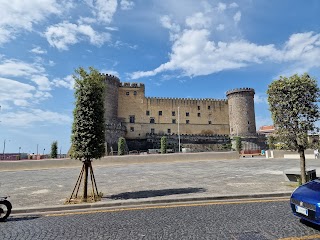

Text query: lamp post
(2, 139), (5, 160)
(19, 146), (21, 160)
(178, 107), (181, 153)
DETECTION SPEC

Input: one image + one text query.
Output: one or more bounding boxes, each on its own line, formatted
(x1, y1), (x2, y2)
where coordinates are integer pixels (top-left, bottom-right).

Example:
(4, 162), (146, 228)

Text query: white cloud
(217, 2), (227, 12)
(254, 93), (268, 104)
(85, 0), (118, 24)
(131, 29), (280, 79)
(130, 5), (320, 80)
(0, 59), (45, 78)
(0, 77), (35, 107)
(52, 75), (75, 90)
(216, 24), (225, 31)
(0, 0), (72, 45)
(0, 109), (72, 127)
(186, 12), (211, 29)
(30, 46), (47, 54)
(229, 3), (239, 8)
(0, 58), (54, 108)
(233, 11), (241, 23)
(45, 21), (111, 50)
(120, 0), (134, 10)
(30, 75), (51, 91)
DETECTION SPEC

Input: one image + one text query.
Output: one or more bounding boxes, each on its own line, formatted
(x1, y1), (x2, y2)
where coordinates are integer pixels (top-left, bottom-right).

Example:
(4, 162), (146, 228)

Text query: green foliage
(71, 67), (106, 161)
(118, 137), (126, 155)
(160, 136), (167, 154)
(267, 136), (276, 150)
(234, 136), (242, 152)
(267, 73), (320, 151)
(267, 73), (320, 183)
(51, 141), (58, 158)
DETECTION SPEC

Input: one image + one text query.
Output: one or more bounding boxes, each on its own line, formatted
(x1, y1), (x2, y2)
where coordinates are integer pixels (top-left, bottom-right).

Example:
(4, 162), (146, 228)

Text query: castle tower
(103, 74), (126, 153)
(226, 88), (256, 136)
(104, 74), (120, 122)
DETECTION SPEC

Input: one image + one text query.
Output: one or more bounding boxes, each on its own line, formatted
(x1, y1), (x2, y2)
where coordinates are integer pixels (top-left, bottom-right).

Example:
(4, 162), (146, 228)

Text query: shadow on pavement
(105, 187), (206, 200)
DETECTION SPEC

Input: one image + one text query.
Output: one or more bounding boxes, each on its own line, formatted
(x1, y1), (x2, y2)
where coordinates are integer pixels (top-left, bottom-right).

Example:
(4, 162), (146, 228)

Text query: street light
(178, 106), (181, 153)
(18, 147), (21, 160)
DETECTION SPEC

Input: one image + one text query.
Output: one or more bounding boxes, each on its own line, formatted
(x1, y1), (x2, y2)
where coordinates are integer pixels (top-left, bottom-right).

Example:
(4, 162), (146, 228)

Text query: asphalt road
(2, 198), (320, 240)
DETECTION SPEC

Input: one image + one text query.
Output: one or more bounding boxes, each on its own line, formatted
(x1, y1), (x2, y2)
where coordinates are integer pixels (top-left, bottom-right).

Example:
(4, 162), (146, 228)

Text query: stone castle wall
(102, 75), (260, 152)
(117, 82), (230, 139)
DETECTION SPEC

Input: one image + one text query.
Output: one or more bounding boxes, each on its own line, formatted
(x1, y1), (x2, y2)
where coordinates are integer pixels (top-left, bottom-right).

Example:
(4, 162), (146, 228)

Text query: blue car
(290, 179), (320, 224)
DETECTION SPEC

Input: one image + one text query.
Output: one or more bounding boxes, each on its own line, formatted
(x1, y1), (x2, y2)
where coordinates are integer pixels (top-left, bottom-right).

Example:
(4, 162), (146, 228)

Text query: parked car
(290, 179), (320, 224)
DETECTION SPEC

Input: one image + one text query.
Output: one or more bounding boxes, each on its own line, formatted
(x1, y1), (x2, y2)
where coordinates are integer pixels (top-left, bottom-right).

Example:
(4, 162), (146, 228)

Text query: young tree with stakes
(267, 73), (320, 184)
(50, 141), (58, 158)
(67, 67), (106, 203)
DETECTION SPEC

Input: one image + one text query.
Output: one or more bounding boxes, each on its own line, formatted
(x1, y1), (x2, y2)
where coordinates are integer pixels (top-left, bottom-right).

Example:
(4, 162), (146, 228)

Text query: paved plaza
(1, 157), (319, 211)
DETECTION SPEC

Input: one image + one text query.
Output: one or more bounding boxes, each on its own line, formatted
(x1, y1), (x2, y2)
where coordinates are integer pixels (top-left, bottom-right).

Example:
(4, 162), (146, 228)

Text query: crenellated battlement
(226, 88), (255, 96)
(146, 97), (227, 102)
(119, 82), (145, 88)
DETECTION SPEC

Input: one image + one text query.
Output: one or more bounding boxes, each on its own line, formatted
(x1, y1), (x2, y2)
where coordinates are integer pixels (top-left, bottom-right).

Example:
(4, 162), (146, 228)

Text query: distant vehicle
(290, 179), (320, 224)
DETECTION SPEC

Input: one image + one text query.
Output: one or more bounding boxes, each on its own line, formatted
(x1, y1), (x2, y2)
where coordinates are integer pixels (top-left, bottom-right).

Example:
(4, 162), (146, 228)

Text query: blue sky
(1, 0), (320, 154)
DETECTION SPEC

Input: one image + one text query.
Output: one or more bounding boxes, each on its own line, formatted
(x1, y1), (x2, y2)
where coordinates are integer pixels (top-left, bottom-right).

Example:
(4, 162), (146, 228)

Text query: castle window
(198, 106), (200, 110)
(129, 115), (135, 123)
(146, 110), (150, 116)
(130, 127), (134, 132)
(198, 113), (201, 117)
(208, 121), (212, 124)
(186, 112), (189, 117)
(126, 92), (129, 95)
(151, 128), (155, 134)
(133, 91), (137, 95)
(159, 111), (162, 116)
(150, 118), (155, 124)
(208, 106), (211, 110)
(167, 129), (171, 134)
(172, 111), (175, 116)
(186, 120), (190, 124)
(172, 119), (176, 124)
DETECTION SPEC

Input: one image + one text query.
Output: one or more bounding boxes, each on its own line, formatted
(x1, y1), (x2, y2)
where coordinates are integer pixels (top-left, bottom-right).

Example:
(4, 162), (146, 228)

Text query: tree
(267, 73), (320, 184)
(234, 136), (242, 153)
(160, 136), (167, 154)
(50, 141), (58, 158)
(267, 136), (276, 150)
(118, 137), (126, 155)
(67, 67), (106, 203)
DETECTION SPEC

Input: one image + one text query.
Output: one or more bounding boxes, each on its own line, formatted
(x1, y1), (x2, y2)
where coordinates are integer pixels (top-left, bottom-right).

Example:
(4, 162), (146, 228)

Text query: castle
(103, 74), (264, 152)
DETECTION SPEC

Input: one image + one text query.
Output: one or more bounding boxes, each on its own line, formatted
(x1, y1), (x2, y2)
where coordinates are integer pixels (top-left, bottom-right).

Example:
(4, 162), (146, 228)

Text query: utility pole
(2, 139), (5, 160)
(178, 107), (181, 153)
(36, 144), (38, 155)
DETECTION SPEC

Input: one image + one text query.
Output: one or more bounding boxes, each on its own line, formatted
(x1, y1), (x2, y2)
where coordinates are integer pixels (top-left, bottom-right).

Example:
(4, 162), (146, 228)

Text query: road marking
(279, 234), (320, 240)
(45, 197), (288, 217)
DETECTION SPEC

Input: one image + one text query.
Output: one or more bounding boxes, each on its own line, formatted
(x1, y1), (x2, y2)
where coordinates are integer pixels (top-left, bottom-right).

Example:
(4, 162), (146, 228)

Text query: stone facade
(103, 74), (262, 152)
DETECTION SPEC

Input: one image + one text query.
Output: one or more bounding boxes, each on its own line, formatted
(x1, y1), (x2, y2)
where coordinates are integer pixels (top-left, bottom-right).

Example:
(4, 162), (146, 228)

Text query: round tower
(104, 74), (120, 123)
(103, 74), (126, 154)
(226, 88), (256, 136)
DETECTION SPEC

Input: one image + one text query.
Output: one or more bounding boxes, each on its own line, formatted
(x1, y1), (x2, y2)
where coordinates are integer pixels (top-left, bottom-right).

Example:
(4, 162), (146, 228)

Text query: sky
(1, 0), (320, 154)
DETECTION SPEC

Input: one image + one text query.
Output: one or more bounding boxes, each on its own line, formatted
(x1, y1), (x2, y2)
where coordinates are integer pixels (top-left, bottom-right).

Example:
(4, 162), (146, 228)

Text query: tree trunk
(83, 160), (90, 202)
(298, 147), (306, 184)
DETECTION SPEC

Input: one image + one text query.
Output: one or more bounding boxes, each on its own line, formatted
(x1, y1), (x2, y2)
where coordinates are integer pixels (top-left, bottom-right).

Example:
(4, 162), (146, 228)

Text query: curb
(11, 192), (292, 216)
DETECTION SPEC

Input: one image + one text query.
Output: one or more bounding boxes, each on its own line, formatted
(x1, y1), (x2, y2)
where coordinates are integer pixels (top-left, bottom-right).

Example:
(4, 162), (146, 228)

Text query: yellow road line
(279, 234), (320, 240)
(46, 197), (288, 217)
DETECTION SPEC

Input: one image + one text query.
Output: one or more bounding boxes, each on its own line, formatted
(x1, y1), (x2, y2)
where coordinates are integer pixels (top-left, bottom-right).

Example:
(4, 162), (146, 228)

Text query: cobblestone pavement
(2, 200), (320, 239)
(1, 157), (319, 209)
